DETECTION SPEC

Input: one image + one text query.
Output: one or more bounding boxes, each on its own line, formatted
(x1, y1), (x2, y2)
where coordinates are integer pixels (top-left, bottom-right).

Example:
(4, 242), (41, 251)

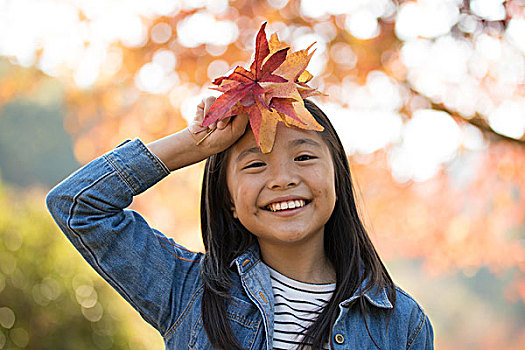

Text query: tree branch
(405, 86), (525, 146)
(430, 101), (525, 146)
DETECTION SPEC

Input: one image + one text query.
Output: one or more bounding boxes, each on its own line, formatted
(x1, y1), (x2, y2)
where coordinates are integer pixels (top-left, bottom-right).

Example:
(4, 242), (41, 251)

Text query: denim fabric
(46, 138), (434, 349)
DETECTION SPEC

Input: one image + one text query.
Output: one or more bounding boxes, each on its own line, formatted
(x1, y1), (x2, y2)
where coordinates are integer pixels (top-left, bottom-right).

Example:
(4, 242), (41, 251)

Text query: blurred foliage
(0, 92), (80, 187)
(389, 260), (525, 350)
(0, 178), (163, 349)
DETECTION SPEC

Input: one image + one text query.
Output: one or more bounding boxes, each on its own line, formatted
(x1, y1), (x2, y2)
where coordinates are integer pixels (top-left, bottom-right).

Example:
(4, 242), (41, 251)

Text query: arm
(46, 97), (248, 334)
(45, 138), (202, 335)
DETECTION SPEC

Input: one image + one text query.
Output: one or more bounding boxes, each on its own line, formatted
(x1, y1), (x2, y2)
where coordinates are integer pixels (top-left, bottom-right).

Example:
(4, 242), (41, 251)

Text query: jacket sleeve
(45, 138), (203, 336)
(407, 311), (434, 349)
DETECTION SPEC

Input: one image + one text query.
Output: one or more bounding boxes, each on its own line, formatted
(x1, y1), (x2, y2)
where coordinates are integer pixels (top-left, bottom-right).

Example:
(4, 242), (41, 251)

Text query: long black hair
(200, 99), (396, 349)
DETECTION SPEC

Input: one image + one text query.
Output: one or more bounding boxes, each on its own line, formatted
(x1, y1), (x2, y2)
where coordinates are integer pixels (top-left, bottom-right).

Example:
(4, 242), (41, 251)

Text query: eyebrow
(289, 138), (322, 148)
(235, 147), (261, 163)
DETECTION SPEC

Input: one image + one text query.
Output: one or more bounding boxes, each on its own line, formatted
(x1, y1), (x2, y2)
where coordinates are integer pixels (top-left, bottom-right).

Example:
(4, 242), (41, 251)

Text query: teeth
(267, 199), (306, 212)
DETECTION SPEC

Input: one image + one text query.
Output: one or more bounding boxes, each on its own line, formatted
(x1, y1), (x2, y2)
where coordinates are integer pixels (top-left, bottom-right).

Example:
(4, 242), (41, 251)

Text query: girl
(46, 96), (433, 349)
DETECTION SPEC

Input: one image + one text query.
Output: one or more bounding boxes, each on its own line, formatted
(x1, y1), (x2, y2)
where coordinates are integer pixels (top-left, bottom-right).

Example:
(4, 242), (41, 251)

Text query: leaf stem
(196, 128), (215, 146)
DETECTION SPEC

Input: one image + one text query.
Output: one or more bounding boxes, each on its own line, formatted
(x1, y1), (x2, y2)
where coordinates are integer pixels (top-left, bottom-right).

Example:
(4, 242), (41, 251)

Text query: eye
(243, 162), (266, 169)
(295, 154), (316, 162)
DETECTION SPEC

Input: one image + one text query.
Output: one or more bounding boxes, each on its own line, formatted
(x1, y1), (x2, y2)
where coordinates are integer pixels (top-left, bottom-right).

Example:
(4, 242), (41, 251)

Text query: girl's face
(226, 122), (336, 247)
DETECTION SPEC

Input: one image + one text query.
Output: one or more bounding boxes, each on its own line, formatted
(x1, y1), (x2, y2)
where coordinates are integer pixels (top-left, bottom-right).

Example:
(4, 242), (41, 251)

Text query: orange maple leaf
(202, 22), (325, 153)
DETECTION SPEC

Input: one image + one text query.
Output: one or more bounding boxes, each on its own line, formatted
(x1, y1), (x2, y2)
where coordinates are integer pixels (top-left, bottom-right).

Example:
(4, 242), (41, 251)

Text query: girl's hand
(187, 96), (249, 157)
(147, 96), (249, 171)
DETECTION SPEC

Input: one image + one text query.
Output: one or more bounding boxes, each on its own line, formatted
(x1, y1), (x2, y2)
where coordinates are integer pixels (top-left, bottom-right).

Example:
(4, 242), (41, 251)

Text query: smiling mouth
(264, 199), (310, 212)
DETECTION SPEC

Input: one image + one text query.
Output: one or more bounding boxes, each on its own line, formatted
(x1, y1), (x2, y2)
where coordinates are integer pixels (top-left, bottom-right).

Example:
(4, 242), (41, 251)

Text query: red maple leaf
(201, 22), (324, 152)
(202, 23), (288, 127)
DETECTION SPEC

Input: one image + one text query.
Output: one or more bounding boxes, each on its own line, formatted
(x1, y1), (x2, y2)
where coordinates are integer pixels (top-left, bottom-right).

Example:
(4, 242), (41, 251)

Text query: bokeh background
(0, 0), (524, 348)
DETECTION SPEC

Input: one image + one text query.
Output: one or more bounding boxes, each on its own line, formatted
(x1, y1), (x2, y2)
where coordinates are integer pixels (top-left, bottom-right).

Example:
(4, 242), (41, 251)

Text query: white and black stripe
(266, 265), (336, 350)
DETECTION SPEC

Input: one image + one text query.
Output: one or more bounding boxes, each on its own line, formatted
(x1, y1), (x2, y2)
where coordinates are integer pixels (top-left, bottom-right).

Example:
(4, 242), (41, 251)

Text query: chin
(271, 232), (312, 245)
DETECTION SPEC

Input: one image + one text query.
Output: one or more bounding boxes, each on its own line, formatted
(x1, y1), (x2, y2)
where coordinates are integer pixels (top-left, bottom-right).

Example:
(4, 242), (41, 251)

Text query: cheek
(312, 171), (337, 209)
(315, 185), (336, 207)
(313, 167), (336, 195)
(231, 183), (258, 213)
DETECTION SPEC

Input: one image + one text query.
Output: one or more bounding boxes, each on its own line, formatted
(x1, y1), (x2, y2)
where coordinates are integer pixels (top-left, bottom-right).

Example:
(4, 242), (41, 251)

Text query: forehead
(229, 123), (328, 158)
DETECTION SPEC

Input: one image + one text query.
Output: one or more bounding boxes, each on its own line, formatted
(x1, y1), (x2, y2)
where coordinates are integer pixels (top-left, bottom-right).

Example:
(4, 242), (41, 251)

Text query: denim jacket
(46, 138), (434, 349)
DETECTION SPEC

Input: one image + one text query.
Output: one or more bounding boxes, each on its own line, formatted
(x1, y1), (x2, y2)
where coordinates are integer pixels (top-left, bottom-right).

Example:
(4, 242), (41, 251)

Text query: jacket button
(334, 333), (345, 344)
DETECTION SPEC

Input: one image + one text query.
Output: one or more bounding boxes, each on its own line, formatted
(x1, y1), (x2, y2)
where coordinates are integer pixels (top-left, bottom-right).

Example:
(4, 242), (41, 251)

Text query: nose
(267, 160), (299, 190)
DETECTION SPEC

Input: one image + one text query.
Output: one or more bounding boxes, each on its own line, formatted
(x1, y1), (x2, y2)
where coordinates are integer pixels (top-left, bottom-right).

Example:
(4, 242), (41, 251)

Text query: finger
(230, 113), (249, 137)
(217, 116), (231, 130)
(203, 96), (216, 119)
(195, 99), (206, 123)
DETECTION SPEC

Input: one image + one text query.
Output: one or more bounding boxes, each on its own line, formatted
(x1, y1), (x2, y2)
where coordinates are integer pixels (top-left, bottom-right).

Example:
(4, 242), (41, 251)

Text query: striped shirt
(266, 265), (336, 350)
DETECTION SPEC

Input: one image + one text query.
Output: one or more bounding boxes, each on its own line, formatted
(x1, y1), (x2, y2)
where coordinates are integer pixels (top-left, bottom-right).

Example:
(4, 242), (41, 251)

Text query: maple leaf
(202, 23), (287, 126)
(202, 22), (325, 152)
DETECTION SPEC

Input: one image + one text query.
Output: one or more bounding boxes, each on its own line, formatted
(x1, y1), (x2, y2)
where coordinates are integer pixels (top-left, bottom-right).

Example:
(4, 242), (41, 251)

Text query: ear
(231, 206), (238, 219)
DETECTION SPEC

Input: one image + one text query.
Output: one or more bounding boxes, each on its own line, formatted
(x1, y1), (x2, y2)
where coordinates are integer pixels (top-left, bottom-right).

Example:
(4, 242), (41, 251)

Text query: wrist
(147, 128), (210, 171)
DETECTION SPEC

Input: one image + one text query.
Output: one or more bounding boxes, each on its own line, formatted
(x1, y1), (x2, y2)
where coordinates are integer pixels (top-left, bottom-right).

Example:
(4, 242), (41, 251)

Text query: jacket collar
(231, 244), (393, 309)
(230, 243), (261, 273)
